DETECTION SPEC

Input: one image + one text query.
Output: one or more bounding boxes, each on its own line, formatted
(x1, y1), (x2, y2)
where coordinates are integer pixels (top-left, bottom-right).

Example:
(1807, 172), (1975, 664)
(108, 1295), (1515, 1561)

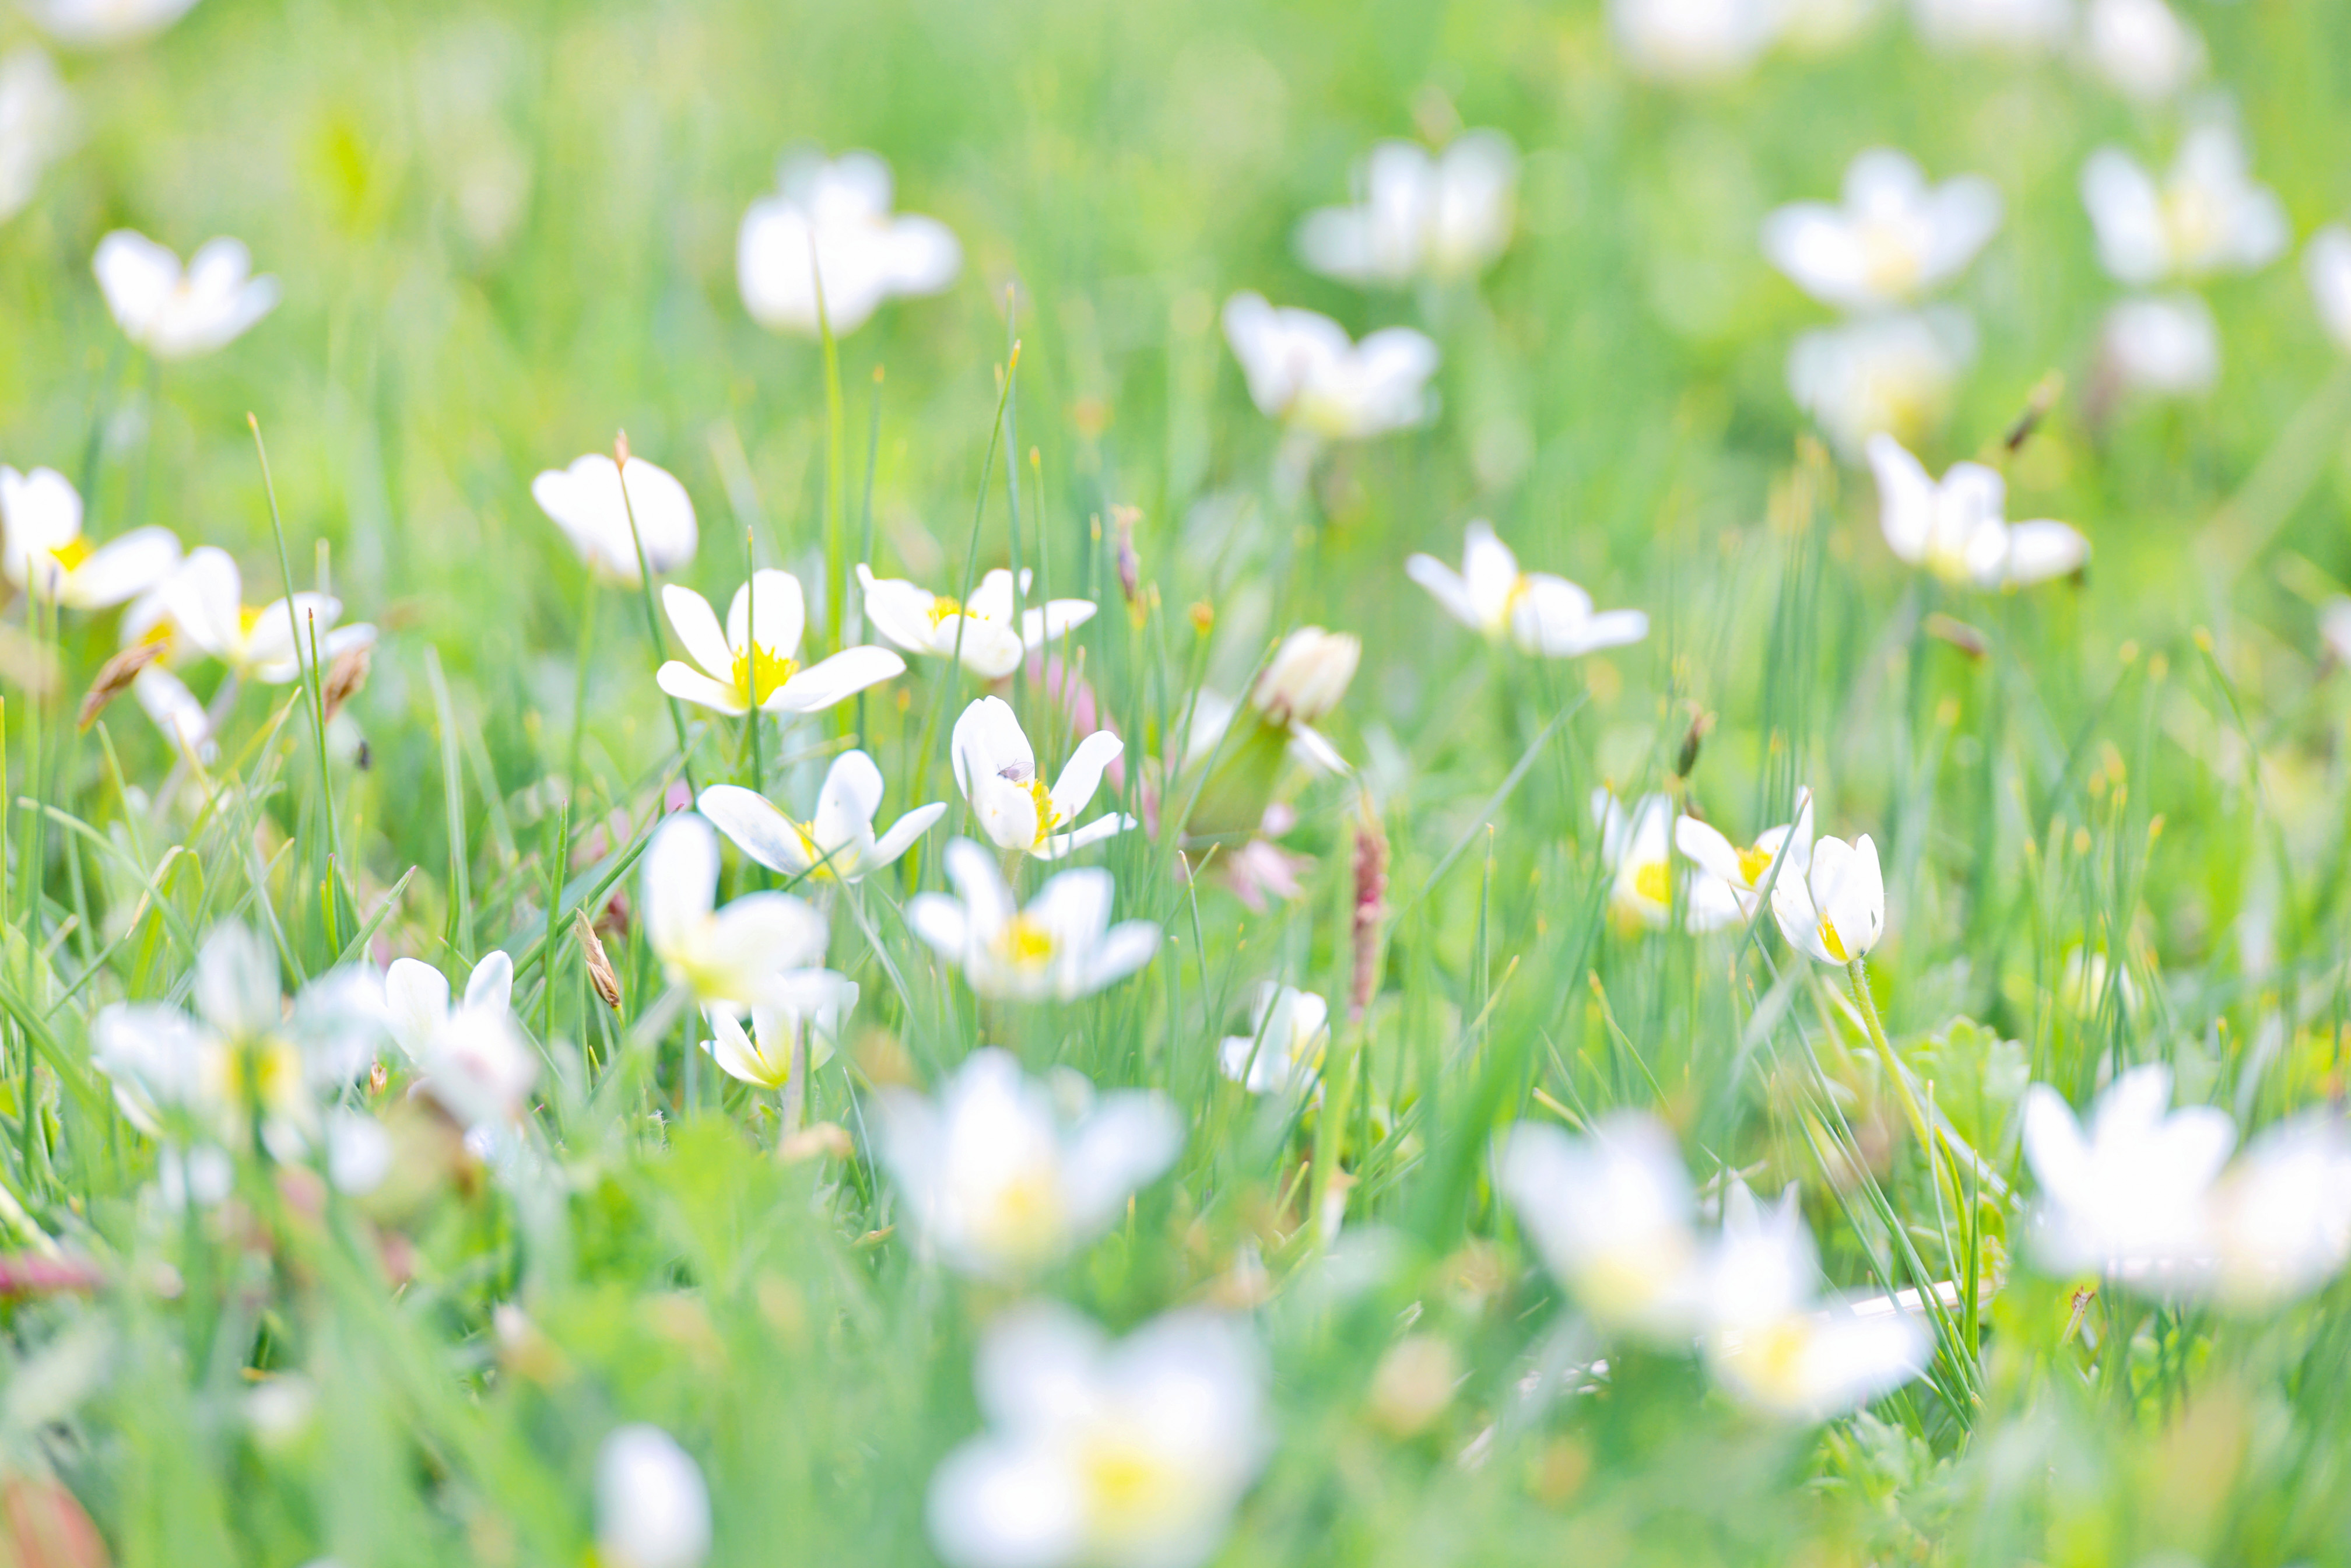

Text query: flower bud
(1251, 627), (1359, 728)
(596, 1424), (711, 1568)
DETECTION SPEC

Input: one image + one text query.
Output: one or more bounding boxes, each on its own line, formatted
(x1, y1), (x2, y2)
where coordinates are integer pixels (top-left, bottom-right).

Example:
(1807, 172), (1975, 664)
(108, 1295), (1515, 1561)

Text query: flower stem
(1845, 956), (1933, 1162)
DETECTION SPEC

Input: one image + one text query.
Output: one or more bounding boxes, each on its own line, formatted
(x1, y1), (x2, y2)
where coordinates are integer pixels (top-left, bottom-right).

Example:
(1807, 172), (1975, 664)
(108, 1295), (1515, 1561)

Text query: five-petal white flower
(2081, 123), (2287, 287)
(1761, 149), (2002, 313)
(1675, 788), (1813, 917)
(1866, 434), (2089, 589)
(1497, 1113), (1708, 1342)
(1407, 520), (1650, 658)
(1787, 309), (1973, 458)
(2098, 292), (2220, 397)
(531, 452), (699, 585)
(696, 750), (943, 883)
(384, 950), (537, 1130)
(159, 545), (376, 683)
(738, 150), (960, 337)
(858, 565), (1096, 680)
(907, 839), (1160, 1002)
(1770, 827), (1884, 963)
(952, 697), (1131, 861)
(93, 231), (278, 359)
(641, 812), (829, 1018)
(1222, 293), (1438, 441)
(1595, 788), (1741, 933)
(2082, 0), (2203, 103)
(2203, 1115), (2351, 1313)
(2021, 1064), (2234, 1288)
(701, 974), (858, 1094)
(655, 569), (904, 717)
(1295, 132), (1517, 287)
(0, 465), (178, 609)
(1218, 984), (1329, 1097)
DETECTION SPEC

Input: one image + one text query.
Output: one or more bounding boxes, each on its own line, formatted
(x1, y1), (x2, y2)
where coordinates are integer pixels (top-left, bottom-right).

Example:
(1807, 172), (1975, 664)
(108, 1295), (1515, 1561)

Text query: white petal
(764, 646), (904, 714)
(662, 585), (735, 682)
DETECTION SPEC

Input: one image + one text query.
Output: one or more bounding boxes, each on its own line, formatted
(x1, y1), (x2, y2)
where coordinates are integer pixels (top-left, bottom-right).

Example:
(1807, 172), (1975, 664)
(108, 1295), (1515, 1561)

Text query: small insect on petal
(76, 640), (167, 730)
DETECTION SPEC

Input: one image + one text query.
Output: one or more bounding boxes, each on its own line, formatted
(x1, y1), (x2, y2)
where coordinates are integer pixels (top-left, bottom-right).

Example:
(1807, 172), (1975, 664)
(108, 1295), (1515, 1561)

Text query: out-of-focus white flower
(1406, 520), (1649, 658)
(93, 231), (277, 359)
(595, 1425), (711, 1568)
(1866, 434), (2088, 589)
(2081, 0), (2202, 102)
(22, 0), (201, 47)
(928, 1303), (1268, 1568)
(1296, 132), (1517, 287)
(1787, 310), (1973, 458)
(701, 974), (857, 1093)
(1676, 788), (1812, 917)
(737, 150), (960, 337)
(1910, 0), (2073, 53)
(1222, 293), (1438, 442)
(1218, 984), (1328, 1096)
(2082, 124), (2287, 287)
(2022, 1064), (2233, 1287)
(1497, 1113), (1707, 1341)
(0, 48), (72, 222)
(0, 466), (178, 609)
(324, 1109), (392, 1195)
(696, 750), (942, 883)
(641, 812), (829, 1018)
(1778, 0), (1885, 51)
(2098, 293), (2220, 397)
(1770, 828), (1883, 963)
(952, 697), (1132, 861)
(879, 1049), (1181, 1279)
(858, 565), (1096, 682)
(1610, 0), (1780, 81)
(531, 452), (697, 585)
(1701, 1181), (1932, 1419)
(2305, 226), (2351, 355)
(2205, 1116), (2351, 1312)
(157, 546), (375, 683)
(2320, 597), (2351, 667)
(655, 569), (903, 717)
(133, 665), (212, 759)
(1761, 149), (2001, 313)
(907, 839), (1161, 1003)
(1595, 789), (1741, 933)
(384, 950), (536, 1129)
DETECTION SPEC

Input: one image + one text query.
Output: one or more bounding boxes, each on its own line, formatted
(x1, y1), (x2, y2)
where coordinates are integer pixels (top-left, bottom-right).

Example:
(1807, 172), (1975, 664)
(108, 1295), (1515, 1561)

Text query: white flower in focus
(696, 750), (943, 883)
(1406, 520), (1650, 658)
(384, 950), (536, 1129)
(0, 48), (72, 223)
(1296, 132), (1517, 287)
(22, 0), (201, 47)
(1218, 984), (1328, 1096)
(2305, 226), (2351, 355)
(1701, 1181), (1931, 1419)
(1594, 788), (1741, 933)
(928, 1304), (1267, 1568)
(1768, 829), (1883, 963)
(2098, 294), (2220, 397)
(879, 1048), (1181, 1279)
(1222, 293), (1438, 441)
(1761, 149), (2002, 313)
(1675, 788), (1812, 917)
(1866, 434), (2089, 589)
(737, 150), (960, 336)
(2204, 1116), (2351, 1313)
(93, 231), (278, 359)
(1609, 0), (1781, 82)
(2022, 1064), (2234, 1289)
(907, 839), (1161, 1003)
(159, 546), (376, 683)
(0, 466), (178, 608)
(701, 974), (857, 1093)
(1496, 1114), (1706, 1341)
(2081, 124), (2287, 287)
(595, 1425), (711, 1568)
(1787, 310), (1973, 459)
(858, 564), (1096, 681)
(952, 697), (1132, 861)
(655, 569), (903, 717)
(2080, 0), (2202, 103)
(641, 813), (829, 1018)
(531, 453), (698, 585)
(1910, 0), (2073, 52)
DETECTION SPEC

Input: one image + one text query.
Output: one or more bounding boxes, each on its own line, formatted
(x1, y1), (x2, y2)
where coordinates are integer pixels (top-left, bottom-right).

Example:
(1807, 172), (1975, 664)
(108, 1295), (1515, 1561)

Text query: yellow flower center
(1736, 1316), (1815, 1405)
(995, 914), (1057, 970)
(48, 536), (93, 571)
(730, 643), (799, 707)
(925, 594), (964, 627)
(1083, 1436), (1178, 1534)
(1026, 777), (1062, 848)
(1633, 861), (1671, 906)
(1496, 573), (1534, 633)
(221, 1034), (303, 1117)
(238, 604), (265, 640)
(1857, 222), (1921, 299)
(1735, 844), (1774, 887)
(2160, 184), (2224, 269)
(1818, 915), (1849, 963)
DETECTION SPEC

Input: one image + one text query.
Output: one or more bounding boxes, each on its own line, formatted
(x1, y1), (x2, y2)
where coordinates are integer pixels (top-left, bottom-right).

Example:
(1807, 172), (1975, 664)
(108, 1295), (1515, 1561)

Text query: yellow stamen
(238, 604), (265, 640)
(1083, 1439), (1174, 1526)
(1633, 861), (1671, 906)
(1857, 222), (1921, 299)
(49, 536), (93, 571)
(925, 595), (964, 627)
(1026, 777), (1061, 848)
(1736, 844), (1774, 887)
(996, 914), (1055, 969)
(731, 643), (800, 707)
(1819, 916), (1848, 963)
(1497, 573), (1534, 632)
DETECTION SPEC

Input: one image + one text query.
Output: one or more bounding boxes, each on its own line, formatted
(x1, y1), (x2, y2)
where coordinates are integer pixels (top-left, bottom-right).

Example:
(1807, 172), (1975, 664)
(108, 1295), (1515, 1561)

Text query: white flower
(879, 1049), (1181, 1279)
(1675, 788), (1812, 917)
(1594, 789), (1741, 933)
(2080, 0), (2202, 103)
(2081, 124), (2287, 287)
(1866, 434), (2088, 589)
(531, 452), (697, 585)
(737, 150), (960, 337)
(595, 1425), (711, 1568)
(22, 0), (201, 47)
(0, 48), (72, 223)
(1497, 1113), (1707, 1341)
(1218, 984), (1328, 1096)
(383, 950), (536, 1129)
(928, 1303), (1268, 1568)
(158, 546), (376, 683)
(1761, 149), (2001, 313)
(696, 751), (943, 883)
(134, 665), (212, 759)
(2305, 226), (2351, 355)
(1406, 520), (1649, 658)
(1221, 293), (1438, 441)
(1770, 828), (1883, 963)
(2021, 1064), (2233, 1289)
(93, 231), (278, 359)
(654, 569), (903, 717)
(641, 812), (829, 1017)
(1609, 0), (1781, 82)
(1295, 132), (1517, 287)
(1246, 625), (1359, 777)
(700, 974), (857, 1093)
(1787, 309), (1973, 459)
(952, 697), (1132, 861)
(907, 839), (1160, 1003)
(2098, 293), (2220, 397)
(1910, 0), (2073, 52)
(1701, 1181), (1931, 1420)
(2204, 1116), (2351, 1312)
(858, 564), (1096, 682)
(2321, 596), (2351, 667)
(0, 466), (177, 608)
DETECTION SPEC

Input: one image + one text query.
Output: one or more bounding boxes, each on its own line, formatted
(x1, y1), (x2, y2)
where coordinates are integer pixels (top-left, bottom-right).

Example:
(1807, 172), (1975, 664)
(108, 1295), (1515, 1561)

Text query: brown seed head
(574, 909), (622, 1011)
(76, 640), (167, 731)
